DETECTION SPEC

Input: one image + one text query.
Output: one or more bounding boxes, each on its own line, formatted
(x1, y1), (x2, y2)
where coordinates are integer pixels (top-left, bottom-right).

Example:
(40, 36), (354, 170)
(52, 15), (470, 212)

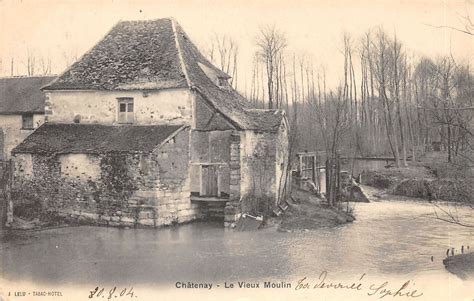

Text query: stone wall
(240, 130), (279, 216)
(12, 128), (205, 227)
(275, 118), (290, 203)
(221, 133), (242, 227)
(229, 133), (241, 201)
(59, 153), (101, 180)
(45, 89), (192, 126)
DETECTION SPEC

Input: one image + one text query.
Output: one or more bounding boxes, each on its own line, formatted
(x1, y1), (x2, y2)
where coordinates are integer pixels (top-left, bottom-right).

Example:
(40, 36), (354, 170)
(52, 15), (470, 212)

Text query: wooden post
(6, 160), (13, 226)
(296, 154), (302, 175)
(0, 161), (5, 228)
(336, 154), (341, 203)
(217, 167), (221, 197)
(315, 154), (320, 193)
(297, 154), (303, 189)
(332, 159), (335, 206)
(199, 165), (203, 196)
(325, 159), (330, 205)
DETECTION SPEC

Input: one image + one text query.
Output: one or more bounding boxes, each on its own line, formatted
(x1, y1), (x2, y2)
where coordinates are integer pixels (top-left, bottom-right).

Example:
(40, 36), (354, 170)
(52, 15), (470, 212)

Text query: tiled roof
(173, 21), (285, 132)
(0, 76), (56, 114)
(43, 18), (285, 131)
(12, 123), (186, 154)
(43, 19), (187, 91)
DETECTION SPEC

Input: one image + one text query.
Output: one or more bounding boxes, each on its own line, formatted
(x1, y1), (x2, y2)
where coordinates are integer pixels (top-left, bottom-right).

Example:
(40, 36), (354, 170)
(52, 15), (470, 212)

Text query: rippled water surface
(1, 200), (473, 285)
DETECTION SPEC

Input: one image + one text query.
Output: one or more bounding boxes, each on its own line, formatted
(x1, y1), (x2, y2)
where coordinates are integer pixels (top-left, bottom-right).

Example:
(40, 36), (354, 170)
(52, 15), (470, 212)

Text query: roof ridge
(171, 18), (192, 88)
(118, 17), (172, 22)
(43, 122), (185, 128)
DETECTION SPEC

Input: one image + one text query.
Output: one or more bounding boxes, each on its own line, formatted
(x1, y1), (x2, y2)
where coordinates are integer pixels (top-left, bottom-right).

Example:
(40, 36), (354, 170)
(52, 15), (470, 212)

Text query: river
(0, 199), (473, 286)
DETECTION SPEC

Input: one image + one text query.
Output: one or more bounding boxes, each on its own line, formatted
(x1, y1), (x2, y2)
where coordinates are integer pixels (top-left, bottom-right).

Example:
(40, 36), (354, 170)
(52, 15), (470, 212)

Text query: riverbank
(278, 188), (355, 232)
(9, 204), (74, 230)
(10, 188), (356, 232)
(359, 152), (474, 204)
(443, 253), (474, 280)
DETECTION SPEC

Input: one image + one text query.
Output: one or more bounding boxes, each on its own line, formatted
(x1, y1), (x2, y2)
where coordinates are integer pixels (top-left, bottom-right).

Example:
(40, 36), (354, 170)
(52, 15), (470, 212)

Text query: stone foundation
(49, 200), (206, 228)
(224, 201), (241, 228)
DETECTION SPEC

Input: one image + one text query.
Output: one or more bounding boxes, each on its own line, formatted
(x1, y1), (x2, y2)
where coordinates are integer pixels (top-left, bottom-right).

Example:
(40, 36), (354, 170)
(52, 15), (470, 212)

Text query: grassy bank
(278, 188), (355, 232)
(360, 152), (474, 204)
(443, 253), (474, 280)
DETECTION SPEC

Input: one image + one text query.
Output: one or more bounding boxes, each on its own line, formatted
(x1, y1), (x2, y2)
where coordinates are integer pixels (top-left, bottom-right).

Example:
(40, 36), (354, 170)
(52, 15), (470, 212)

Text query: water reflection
(0, 200), (472, 285)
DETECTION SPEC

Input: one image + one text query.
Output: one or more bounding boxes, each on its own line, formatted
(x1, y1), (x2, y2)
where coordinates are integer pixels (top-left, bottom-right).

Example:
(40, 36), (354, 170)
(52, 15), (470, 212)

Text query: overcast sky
(0, 0), (473, 91)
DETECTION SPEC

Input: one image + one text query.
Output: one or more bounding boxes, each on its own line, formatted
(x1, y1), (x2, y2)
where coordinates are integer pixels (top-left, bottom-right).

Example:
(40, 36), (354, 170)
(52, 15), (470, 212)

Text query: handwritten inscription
(88, 287), (137, 299)
(368, 281), (423, 299)
(295, 271), (423, 298)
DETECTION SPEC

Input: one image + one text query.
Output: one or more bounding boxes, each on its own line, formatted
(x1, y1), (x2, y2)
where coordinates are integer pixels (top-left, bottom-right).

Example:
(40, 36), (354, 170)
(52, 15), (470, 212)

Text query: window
(117, 98), (134, 124)
(217, 77), (229, 88)
(22, 114), (34, 129)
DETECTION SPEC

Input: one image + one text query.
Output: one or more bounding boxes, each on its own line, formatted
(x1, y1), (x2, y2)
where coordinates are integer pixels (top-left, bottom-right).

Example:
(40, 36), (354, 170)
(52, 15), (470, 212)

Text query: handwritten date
(89, 286), (137, 299)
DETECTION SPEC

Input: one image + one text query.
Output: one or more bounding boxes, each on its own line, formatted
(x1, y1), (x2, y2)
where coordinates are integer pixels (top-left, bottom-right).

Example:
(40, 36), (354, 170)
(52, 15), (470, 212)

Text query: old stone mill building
(10, 18), (289, 228)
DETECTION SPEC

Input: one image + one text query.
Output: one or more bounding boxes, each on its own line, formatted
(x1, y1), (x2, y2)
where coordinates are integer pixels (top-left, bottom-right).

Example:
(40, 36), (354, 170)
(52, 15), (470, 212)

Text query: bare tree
(428, 10), (474, 36)
(390, 34), (408, 167)
(255, 24), (287, 109)
(371, 29), (401, 167)
(26, 48), (36, 76)
(342, 33), (357, 120)
(62, 46), (79, 69)
(39, 54), (52, 75)
(411, 55), (474, 227)
(207, 33), (239, 89)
